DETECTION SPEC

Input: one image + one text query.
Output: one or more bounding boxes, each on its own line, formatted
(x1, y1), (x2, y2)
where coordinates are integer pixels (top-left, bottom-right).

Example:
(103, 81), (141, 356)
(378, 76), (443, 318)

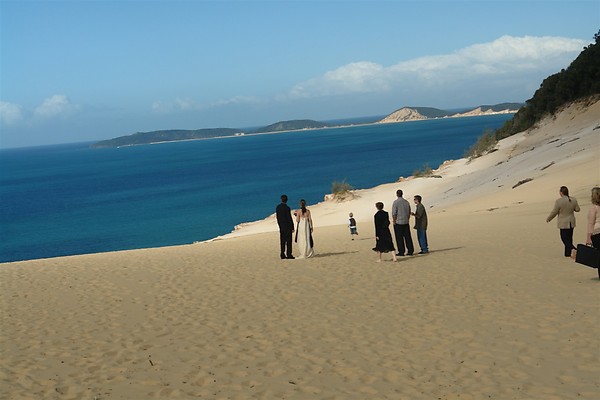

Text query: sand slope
(1, 99), (599, 399)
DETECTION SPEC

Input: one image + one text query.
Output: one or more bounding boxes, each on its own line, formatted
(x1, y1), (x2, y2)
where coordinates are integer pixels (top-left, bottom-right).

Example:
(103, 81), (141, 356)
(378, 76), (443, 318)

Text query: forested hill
(495, 30), (600, 139)
(252, 119), (330, 134)
(91, 120), (331, 148)
(91, 128), (244, 148)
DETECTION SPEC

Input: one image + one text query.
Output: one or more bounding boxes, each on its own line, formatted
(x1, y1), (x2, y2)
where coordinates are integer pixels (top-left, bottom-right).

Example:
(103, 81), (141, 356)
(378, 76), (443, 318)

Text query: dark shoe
(280, 254), (286, 259)
(407, 253), (414, 256)
(286, 255), (295, 259)
(396, 253), (404, 257)
(418, 251), (428, 254)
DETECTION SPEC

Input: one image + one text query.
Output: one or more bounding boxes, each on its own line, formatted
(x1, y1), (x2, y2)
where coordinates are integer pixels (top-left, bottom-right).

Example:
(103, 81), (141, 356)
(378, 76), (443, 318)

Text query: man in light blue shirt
(392, 189), (414, 256)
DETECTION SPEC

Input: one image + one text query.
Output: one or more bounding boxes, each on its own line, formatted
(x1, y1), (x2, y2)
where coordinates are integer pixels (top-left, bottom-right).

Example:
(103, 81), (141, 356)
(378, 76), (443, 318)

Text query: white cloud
(151, 98), (204, 114)
(0, 101), (24, 125)
(212, 95), (260, 107)
(288, 36), (588, 99)
(152, 95), (260, 114)
(33, 95), (80, 118)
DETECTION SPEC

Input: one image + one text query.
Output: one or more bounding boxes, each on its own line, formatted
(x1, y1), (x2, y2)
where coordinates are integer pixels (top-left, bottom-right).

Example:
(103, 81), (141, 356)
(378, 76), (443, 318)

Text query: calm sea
(0, 115), (512, 262)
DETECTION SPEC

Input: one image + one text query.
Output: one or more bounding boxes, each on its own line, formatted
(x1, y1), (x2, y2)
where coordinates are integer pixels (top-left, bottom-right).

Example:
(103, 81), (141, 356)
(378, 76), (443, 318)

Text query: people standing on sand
(392, 189), (414, 256)
(348, 212), (358, 240)
(295, 199), (314, 258)
(546, 186), (580, 257)
(276, 194), (295, 259)
(412, 195), (429, 254)
(373, 202), (397, 262)
(586, 187), (600, 249)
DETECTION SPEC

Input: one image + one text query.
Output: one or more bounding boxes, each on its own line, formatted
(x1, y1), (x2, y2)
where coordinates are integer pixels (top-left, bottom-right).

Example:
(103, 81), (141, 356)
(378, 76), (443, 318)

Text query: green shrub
(331, 180), (353, 195)
(413, 164), (434, 177)
(465, 130), (498, 160)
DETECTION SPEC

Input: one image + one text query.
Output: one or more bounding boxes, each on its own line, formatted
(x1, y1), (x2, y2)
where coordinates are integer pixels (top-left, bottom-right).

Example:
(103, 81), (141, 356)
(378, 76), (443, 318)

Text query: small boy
(348, 212), (358, 239)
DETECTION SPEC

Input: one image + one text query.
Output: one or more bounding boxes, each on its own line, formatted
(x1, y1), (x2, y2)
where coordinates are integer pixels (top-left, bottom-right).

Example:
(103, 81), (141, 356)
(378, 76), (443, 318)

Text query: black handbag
(575, 244), (600, 278)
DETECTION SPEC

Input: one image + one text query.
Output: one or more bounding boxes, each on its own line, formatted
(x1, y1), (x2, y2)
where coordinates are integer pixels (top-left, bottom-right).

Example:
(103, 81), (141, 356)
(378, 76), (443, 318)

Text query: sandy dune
(1, 99), (599, 399)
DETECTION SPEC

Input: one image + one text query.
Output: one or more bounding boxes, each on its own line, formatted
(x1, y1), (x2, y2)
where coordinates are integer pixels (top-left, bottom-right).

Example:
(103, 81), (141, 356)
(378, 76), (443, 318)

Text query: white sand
(1, 99), (599, 399)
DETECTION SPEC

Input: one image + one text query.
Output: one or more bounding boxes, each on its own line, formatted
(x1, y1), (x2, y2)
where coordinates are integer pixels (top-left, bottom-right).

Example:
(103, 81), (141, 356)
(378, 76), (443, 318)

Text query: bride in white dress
(295, 199), (314, 258)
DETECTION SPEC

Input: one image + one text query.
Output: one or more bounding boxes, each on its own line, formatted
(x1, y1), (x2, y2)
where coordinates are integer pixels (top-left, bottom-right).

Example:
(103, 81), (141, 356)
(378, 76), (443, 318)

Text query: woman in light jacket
(547, 186), (580, 257)
(587, 187), (600, 249)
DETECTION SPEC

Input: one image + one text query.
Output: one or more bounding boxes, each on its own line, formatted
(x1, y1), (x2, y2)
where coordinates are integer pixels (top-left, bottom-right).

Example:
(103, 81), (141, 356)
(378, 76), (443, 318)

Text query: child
(348, 212), (358, 239)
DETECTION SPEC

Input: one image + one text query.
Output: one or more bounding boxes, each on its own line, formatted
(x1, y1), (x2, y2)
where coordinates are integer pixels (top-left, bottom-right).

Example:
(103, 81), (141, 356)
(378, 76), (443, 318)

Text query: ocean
(0, 114), (512, 263)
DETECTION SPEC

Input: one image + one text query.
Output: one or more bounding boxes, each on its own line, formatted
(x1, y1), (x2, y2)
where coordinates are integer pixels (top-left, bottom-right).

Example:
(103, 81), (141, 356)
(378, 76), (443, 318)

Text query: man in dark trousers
(276, 194), (295, 259)
(392, 189), (414, 256)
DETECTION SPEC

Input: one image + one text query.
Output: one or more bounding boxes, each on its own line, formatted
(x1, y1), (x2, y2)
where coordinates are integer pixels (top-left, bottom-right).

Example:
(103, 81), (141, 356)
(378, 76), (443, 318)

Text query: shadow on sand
(427, 247), (464, 254)
(313, 251), (360, 258)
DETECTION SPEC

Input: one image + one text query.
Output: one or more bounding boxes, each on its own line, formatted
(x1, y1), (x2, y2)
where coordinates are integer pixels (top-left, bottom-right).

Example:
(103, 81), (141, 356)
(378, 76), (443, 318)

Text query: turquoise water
(0, 115), (512, 262)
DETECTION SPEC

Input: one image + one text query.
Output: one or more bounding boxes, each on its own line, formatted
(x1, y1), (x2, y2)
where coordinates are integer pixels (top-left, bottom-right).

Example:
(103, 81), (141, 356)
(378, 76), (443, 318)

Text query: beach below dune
(1, 99), (599, 399)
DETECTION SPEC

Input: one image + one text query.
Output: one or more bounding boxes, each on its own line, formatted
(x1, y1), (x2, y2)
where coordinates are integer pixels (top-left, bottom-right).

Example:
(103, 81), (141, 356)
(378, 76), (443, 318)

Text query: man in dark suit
(276, 194), (295, 259)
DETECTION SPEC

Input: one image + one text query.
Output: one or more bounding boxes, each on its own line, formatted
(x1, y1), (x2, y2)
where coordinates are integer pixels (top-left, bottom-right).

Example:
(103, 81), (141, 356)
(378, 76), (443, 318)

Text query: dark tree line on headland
(495, 30), (600, 140)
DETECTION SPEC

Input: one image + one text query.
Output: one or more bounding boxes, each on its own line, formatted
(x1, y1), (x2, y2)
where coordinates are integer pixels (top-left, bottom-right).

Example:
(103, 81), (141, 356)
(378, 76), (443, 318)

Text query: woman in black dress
(373, 202), (398, 262)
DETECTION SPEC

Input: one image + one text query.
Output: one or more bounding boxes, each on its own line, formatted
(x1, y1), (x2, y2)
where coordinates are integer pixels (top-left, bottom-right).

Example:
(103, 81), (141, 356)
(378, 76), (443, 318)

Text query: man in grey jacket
(392, 189), (414, 256)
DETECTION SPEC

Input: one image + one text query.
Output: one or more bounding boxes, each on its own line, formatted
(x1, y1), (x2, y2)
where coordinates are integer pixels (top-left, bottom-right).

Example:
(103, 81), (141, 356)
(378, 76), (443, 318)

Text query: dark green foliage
(254, 120), (330, 134)
(465, 129), (498, 160)
(92, 128), (244, 148)
(495, 30), (600, 140)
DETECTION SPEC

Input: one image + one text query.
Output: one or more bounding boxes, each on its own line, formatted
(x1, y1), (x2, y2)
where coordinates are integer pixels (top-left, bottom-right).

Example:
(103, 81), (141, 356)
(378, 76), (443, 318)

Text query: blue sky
(1, 0), (598, 148)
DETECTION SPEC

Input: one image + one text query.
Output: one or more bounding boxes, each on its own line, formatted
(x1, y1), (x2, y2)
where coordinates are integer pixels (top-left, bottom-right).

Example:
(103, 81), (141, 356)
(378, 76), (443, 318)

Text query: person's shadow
(427, 247), (464, 253)
(313, 251), (359, 258)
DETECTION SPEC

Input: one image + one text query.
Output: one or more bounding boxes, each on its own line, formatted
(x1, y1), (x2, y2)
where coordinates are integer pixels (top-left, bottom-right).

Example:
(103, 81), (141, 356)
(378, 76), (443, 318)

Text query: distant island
(253, 119), (330, 134)
(377, 103), (522, 123)
(91, 128), (245, 148)
(91, 103), (522, 148)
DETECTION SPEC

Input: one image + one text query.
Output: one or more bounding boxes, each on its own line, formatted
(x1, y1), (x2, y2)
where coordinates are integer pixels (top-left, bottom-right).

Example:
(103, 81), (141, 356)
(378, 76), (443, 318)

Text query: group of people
(276, 189), (429, 262)
(372, 189), (429, 262)
(546, 186), (600, 257)
(276, 195), (314, 259)
(276, 185), (600, 265)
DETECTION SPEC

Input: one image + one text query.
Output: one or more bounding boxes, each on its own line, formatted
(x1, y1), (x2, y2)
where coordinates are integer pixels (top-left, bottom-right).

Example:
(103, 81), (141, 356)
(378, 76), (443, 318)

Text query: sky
(0, 0), (598, 148)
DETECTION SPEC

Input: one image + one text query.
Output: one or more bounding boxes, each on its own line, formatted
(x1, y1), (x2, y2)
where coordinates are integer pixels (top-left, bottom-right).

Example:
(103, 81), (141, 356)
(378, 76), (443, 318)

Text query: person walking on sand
(373, 202), (397, 262)
(276, 194), (295, 259)
(412, 195), (429, 254)
(546, 186), (580, 257)
(295, 199), (314, 258)
(392, 189), (414, 256)
(586, 187), (600, 249)
(348, 212), (358, 240)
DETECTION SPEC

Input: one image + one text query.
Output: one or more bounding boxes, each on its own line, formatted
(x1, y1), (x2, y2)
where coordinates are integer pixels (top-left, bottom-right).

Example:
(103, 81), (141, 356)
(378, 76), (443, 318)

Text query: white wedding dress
(296, 217), (314, 258)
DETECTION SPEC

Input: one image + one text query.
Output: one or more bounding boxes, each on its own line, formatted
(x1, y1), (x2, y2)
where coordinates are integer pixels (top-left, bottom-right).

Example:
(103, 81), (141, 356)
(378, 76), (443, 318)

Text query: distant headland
(91, 103), (522, 148)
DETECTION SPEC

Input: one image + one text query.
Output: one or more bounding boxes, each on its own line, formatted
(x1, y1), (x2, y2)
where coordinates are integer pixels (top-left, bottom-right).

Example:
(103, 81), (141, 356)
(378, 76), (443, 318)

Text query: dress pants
(592, 233), (600, 250)
(394, 224), (414, 255)
(280, 230), (293, 257)
(559, 227), (575, 257)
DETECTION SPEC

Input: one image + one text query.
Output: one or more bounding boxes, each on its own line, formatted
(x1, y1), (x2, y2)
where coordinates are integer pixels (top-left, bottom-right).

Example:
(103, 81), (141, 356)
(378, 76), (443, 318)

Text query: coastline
(1, 99), (599, 399)
(218, 100), (598, 242)
(100, 109), (516, 149)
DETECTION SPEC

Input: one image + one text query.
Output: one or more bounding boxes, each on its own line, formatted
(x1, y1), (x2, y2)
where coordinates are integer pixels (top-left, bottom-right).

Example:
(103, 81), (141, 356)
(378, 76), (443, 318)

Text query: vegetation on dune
(465, 129), (498, 160)
(467, 30), (599, 160)
(495, 30), (600, 140)
(412, 164), (434, 177)
(331, 180), (354, 201)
